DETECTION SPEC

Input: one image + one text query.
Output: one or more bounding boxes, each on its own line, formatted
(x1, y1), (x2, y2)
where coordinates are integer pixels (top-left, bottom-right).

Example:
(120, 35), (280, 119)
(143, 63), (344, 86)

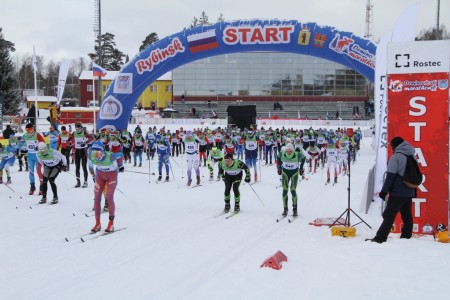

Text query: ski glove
(379, 191), (387, 201)
(118, 165), (125, 173)
(244, 176), (250, 183)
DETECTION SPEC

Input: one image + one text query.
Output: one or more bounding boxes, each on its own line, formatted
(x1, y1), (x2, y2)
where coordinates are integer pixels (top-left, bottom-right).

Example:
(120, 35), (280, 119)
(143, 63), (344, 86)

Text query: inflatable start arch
(97, 19), (377, 130)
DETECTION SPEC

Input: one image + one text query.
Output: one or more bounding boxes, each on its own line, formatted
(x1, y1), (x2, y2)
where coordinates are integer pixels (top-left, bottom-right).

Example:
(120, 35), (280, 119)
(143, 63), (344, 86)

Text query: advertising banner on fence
(387, 40), (449, 234)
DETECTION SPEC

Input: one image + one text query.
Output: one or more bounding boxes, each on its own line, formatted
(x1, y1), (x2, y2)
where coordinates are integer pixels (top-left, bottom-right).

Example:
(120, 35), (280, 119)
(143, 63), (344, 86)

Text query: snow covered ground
(0, 124), (448, 300)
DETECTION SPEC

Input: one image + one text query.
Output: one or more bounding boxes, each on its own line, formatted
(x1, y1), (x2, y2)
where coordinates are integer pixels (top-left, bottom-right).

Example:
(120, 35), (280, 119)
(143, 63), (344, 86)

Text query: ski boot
(293, 206), (298, 217)
(19, 166), (22, 172)
(29, 183), (36, 195)
(139, 162), (142, 167)
(187, 179), (192, 186)
(158, 175), (162, 181)
(209, 174), (213, 181)
(133, 162), (136, 167)
(234, 203), (240, 213)
(38, 196), (47, 204)
(105, 216), (115, 233)
(224, 202), (231, 213)
(38, 183), (43, 196)
(82, 181), (88, 188)
(282, 207), (288, 217)
(6, 177), (11, 184)
(326, 177), (330, 184)
(91, 221), (101, 233)
(334, 177), (338, 184)
(165, 175), (169, 182)
(196, 175), (201, 185)
(75, 179), (81, 188)
(0, 178), (2, 184)
(50, 197), (58, 205)
(254, 173), (258, 182)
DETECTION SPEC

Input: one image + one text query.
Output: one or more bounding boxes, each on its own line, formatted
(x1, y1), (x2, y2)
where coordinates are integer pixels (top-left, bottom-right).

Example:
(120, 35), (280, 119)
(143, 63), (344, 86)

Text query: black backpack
(400, 153), (423, 188)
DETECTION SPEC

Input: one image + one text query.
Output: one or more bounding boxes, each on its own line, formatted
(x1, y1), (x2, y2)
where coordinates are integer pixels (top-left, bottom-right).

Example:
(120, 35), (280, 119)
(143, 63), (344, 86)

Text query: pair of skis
(214, 210), (240, 219)
(276, 215), (297, 223)
(65, 227), (127, 243)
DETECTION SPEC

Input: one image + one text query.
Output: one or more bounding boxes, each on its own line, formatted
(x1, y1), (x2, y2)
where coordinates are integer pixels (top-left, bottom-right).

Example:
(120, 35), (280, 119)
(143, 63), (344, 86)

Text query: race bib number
(283, 162), (298, 170)
(226, 170), (242, 176)
(246, 141), (257, 150)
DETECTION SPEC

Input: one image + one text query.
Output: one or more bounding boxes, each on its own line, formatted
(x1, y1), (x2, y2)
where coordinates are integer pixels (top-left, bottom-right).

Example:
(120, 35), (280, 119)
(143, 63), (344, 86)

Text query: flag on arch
(92, 62), (107, 77)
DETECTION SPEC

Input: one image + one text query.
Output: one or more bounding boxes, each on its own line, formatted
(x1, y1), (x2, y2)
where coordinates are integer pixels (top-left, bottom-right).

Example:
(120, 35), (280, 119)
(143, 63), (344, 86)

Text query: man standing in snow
(88, 141), (124, 233)
(23, 123), (45, 195)
(367, 136), (416, 243)
(36, 142), (67, 204)
(277, 143), (305, 217)
(219, 153), (250, 213)
(184, 130), (201, 186)
(71, 122), (92, 188)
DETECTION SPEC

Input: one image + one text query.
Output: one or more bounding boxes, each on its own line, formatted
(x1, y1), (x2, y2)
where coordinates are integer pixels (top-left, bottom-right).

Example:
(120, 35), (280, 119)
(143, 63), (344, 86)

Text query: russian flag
(187, 30), (219, 53)
(92, 62), (107, 77)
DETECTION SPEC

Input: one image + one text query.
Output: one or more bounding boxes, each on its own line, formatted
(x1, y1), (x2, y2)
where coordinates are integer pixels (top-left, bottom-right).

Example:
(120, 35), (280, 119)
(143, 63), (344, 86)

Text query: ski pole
(125, 169), (153, 175)
(167, 157), (180, 189)
(115, 186), (135, 203)
(1, 182), (20, 197)
(247, 183), (265, 207)
(167, 157), (177, 181)
(258, 155), (262, 182)
(170, 156), (180, 167)
(148, 157), (151, 183)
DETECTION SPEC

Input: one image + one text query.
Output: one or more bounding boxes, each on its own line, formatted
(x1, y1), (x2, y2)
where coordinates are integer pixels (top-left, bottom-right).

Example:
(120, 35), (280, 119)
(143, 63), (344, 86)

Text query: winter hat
(390, 136), (404, 150)
(91, 141), (105, 152)
(224, 153), (234, 160)
(26, 123), (34, 129)
(285, 143), (294, 151)
(38, 142), (47, 151)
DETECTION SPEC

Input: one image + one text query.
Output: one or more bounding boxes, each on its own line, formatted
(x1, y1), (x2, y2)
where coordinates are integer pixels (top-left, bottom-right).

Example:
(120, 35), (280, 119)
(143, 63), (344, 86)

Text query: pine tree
(88, 32), (125, 71)
(416, 25), (449, 41)
(217, 13), (225, 23)
(0, 28), (21, 115)
(139, 32), (159, 52)
(189, 16), (199, 29)
(198, 11), (210, 25)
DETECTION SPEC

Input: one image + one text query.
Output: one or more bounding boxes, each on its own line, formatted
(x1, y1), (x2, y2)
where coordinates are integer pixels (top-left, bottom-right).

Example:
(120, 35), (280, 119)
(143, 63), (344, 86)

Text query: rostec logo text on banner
(388, 41), (449, 74)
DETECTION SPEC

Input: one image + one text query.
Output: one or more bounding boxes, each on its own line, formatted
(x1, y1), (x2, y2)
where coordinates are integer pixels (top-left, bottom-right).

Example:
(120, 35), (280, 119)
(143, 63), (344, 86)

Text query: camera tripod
(330, 146), (371, 228)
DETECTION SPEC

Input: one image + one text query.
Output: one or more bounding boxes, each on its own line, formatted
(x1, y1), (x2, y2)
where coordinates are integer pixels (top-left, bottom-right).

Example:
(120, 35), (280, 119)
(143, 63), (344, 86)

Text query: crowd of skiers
(1, 122), (363, 231)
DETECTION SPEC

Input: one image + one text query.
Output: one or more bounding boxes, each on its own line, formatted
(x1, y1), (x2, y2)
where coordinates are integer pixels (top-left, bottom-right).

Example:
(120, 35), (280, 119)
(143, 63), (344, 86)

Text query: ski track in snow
(1, 124), (449, 300)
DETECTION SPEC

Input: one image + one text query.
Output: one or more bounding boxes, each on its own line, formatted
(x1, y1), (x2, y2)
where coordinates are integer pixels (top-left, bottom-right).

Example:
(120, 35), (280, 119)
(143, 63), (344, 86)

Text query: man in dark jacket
(2, 125), (15, 139)
(367, 136), (416, 243)
(27, 104), (39, 125)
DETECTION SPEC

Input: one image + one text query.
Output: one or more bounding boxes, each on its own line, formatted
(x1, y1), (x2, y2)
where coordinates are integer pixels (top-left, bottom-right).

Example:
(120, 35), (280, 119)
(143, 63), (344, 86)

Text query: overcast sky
(1, 0), (448, 63)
